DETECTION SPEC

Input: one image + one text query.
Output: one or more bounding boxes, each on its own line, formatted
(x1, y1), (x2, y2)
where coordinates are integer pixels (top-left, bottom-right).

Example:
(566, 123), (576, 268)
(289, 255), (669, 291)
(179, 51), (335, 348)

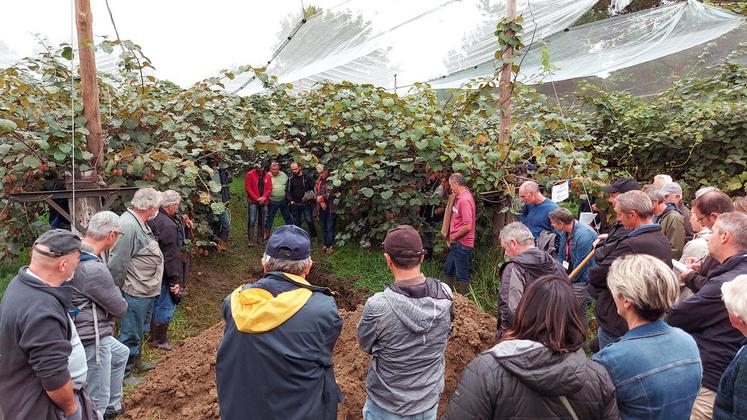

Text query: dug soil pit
(124, 282), (496, 419)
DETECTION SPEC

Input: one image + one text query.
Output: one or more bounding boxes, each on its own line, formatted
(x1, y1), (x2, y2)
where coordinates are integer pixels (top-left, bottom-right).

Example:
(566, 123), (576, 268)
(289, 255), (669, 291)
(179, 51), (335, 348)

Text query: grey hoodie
(357, 276), (453, 415)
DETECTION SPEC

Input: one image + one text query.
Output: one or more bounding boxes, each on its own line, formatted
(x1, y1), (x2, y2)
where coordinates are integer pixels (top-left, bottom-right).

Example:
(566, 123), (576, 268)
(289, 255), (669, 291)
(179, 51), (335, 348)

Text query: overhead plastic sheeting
(227, 0), (599, 94)
(429, 0), (744, 89)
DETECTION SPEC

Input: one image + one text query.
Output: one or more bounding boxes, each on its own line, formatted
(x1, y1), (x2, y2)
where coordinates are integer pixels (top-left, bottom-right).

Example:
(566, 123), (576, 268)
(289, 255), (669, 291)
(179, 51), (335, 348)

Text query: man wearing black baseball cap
(357, 225), (453, 419)
(0, 229), (92, 420)
(216, 225), (343, 420)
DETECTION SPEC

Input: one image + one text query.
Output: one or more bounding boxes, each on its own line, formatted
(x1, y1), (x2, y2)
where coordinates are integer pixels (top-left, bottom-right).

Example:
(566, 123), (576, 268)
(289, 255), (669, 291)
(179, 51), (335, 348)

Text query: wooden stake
(71, 0), (104, 232)
(74, 0), (104, 171)
(498, 0), (517, 148)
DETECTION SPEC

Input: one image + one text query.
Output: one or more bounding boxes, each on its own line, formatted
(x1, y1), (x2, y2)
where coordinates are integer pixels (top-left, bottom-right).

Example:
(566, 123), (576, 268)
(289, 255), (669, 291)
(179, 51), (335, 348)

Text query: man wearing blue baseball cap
(216, 225), (343, 420)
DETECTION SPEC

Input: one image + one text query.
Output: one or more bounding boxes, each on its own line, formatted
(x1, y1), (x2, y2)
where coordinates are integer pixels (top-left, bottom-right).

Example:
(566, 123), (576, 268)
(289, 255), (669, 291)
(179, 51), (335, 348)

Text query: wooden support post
(72, 0), (104, 232)
(74, 0), (104, 172)
(498, 0), (517, 147)
(494, 0), (518, 248)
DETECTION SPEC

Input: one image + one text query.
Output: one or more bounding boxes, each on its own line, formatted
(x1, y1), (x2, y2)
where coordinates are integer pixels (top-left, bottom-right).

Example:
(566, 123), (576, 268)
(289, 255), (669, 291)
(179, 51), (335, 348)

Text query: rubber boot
(247, 228), (255, 247)
(425, 247), (434, 261)
(255, 226), (263, 245)
(456, 281), (470, 295)
(263, 228), (271, 242)
(443, 276), (456, 291)
(218, 230), (229, 252)
(125, 354), (155, 376)
(148, 322), (173, 351)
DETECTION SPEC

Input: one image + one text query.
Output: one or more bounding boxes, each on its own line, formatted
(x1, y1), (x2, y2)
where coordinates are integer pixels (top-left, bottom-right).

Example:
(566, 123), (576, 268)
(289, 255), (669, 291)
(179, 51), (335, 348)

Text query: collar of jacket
(126, 208), (154, 235)
(229, 272), (313, 334)
(626, 223), (661, 237)
(711, 252), (747, 277)
(18, 266), (73, 310)
(620, 320), (670, 340)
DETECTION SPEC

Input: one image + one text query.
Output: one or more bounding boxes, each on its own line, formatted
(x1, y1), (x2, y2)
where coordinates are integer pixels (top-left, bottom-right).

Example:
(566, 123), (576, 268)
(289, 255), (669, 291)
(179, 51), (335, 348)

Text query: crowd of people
(0, 187), (191, 419)
(1, 169), (747, 420)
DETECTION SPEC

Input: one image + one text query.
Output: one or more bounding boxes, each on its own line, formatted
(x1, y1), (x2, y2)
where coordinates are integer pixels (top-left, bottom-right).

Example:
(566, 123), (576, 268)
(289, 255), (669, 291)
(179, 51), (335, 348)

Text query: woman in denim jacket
(593, 254), (702, 419)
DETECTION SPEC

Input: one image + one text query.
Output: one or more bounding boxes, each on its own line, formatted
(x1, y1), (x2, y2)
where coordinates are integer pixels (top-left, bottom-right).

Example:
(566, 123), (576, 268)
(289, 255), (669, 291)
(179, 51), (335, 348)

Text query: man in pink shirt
(443, 173), (476, 294)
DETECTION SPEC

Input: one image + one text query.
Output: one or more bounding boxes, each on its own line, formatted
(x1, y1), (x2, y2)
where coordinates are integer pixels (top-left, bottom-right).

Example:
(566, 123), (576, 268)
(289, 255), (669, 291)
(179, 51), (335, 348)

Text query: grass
(0, 249), (29, 300)
(318, 240), (505, 315)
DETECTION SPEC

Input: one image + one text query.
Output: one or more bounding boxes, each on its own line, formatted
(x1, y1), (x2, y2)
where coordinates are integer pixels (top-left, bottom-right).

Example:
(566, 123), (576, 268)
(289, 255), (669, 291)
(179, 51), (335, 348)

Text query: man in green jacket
(265, 161), (292, 238)
(650, 189), (686, 259)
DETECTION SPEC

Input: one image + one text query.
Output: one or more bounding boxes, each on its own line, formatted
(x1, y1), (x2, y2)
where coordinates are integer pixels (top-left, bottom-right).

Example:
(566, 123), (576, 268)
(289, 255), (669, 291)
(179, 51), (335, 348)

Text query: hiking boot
(126, 355), (156, 375)
(456, 281), (470, 295)
(442, 276), (456, 291)
(103, 404), (125, 419)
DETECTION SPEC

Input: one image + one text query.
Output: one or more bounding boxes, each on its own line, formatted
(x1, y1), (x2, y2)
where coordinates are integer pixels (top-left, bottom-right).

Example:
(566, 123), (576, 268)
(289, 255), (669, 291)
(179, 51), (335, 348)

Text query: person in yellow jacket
(216, 225), (343, 420)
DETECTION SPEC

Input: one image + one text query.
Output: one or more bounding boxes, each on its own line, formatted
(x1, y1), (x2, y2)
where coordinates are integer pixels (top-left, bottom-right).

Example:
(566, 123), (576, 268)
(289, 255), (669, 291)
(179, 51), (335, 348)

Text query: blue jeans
(265, 199), (292, 229)
(290, 202), (317, 237)
(443, 242), (473, 283)
(597, 327), (620, 350)
(363, 397), (438, 420)
(152, 282), (178, 324)
(84, 336), (129, 413)
(319, 208), (337, 247)
(120, 292), (157, 357)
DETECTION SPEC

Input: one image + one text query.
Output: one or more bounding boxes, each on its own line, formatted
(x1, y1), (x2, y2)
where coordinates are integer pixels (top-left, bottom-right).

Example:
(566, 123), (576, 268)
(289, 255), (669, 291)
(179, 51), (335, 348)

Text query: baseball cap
(265, 225), (311, 261)
(383, 225), (425, 258)
(661, 182), (683, 195)
(602, 177), (640, 194)
(33, 229), (82, 258)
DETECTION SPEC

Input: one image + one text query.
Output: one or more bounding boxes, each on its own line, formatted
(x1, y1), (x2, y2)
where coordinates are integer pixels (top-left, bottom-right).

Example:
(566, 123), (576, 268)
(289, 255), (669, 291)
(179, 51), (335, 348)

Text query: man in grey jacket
(357, 225), (453, 419)
(69, 211), (129, 419)
(107, 188), (164, 380)
(497, 222), (567, 339)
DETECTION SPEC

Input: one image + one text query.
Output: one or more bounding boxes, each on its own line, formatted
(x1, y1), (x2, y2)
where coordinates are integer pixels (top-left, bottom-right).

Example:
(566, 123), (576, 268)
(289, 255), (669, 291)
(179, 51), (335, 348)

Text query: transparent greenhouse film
(428, 0), (745, 90)
(227, 0), (599, 94)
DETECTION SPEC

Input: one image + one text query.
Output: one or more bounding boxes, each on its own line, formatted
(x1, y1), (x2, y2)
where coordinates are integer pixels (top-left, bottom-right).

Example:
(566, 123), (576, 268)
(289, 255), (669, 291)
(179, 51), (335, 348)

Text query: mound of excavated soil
(124, 282), (496, 419)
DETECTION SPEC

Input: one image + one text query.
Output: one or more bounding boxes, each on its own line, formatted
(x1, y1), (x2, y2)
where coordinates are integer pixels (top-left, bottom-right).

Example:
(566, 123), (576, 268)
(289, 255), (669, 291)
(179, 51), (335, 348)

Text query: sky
(0, 0), (324, 87)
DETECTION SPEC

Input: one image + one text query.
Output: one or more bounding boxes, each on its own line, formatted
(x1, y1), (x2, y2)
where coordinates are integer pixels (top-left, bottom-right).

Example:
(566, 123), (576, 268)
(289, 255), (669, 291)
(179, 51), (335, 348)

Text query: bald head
(29, 244), (80, 287)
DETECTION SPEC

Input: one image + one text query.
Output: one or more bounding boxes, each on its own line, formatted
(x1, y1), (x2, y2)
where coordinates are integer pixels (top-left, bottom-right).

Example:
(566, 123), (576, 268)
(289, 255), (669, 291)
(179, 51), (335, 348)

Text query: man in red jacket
(245, 163), (272, 245)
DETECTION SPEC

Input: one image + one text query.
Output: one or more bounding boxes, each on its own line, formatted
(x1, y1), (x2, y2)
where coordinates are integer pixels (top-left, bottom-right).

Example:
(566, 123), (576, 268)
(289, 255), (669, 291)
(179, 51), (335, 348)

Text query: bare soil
(123, 268), (496, 419)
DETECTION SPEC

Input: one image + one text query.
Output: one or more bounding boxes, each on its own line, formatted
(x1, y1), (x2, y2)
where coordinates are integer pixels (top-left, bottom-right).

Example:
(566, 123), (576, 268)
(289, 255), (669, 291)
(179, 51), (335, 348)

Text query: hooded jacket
(498, 248), (567, 337)
(216, 272), (343, 420)
(442, 340), (619, 419)
(69, 250), (128, 346)
(244, 169), (272, 204)
(588, 224), (673, 338)
(655, 202), (686, 259)
(0, 268), (74, 420)
(357, 276), (453, 415)
(667, 252), (747, 392)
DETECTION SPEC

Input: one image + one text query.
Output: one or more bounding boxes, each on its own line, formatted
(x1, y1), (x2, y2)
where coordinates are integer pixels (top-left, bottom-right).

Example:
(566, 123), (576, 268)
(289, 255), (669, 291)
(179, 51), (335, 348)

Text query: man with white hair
(147, 190), (184, 352)
(497, 222), (566, 339)
(108, 187), (164, 380)
(68, 211), (129, 418)
(668, 212), (747, 420)
(652, 174), (673, 189)
(518, 180), (558, 240)
(714, 274), (747, 418)
(216, 225), (343, 419)
(649, 189), (686, 259)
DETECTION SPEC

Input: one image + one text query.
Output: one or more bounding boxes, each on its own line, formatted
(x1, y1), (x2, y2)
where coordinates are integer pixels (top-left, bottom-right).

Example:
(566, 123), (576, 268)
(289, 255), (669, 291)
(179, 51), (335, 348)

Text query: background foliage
(0, 34), (745, 256)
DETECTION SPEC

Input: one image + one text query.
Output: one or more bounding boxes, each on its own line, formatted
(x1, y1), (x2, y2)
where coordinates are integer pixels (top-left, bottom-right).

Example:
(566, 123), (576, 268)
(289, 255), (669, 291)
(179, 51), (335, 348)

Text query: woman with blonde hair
(593, 254), (702, 419)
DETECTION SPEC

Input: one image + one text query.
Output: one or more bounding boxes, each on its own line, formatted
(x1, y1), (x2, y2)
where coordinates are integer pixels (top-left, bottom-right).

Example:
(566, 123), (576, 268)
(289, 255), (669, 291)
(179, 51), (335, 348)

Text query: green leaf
(210, 202), (227, 215)
(61, 46), (73, 61)
(22, 155), (40, 169)
(380, 190), (393, 200)
(361, 187), (374, 198)
(0, 119), (17, 133)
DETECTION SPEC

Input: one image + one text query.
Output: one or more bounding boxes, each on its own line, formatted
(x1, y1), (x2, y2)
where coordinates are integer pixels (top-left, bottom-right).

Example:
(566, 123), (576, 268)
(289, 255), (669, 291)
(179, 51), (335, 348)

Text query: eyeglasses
(113, 231), (125, 237)
(696, 214), (709, 224)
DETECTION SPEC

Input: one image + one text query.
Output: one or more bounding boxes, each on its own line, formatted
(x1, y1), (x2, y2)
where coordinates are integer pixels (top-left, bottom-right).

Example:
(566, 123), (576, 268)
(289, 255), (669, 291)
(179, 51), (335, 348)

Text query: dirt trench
(123, 270), (496, 419)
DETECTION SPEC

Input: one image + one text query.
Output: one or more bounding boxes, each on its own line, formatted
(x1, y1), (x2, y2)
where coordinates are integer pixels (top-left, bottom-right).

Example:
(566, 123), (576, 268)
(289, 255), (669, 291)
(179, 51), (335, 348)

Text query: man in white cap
(661, 182), (693, 241)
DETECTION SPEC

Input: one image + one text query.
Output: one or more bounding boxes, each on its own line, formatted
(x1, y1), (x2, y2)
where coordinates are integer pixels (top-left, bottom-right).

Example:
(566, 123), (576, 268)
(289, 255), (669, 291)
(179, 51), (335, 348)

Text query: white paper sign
(580, 212), (597, 226)
(551, 181), (569, 203)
